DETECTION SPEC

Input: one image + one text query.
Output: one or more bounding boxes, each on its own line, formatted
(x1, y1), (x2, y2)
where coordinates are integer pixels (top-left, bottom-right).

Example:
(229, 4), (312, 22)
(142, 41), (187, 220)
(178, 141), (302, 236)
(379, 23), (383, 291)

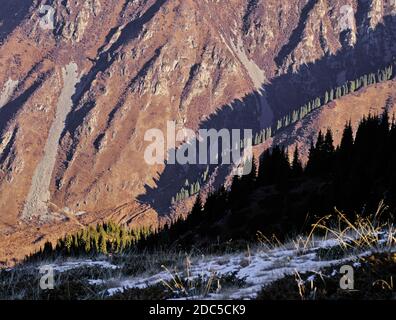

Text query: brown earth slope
(258, 79), (396, 162)
(0, 0), (396, 264)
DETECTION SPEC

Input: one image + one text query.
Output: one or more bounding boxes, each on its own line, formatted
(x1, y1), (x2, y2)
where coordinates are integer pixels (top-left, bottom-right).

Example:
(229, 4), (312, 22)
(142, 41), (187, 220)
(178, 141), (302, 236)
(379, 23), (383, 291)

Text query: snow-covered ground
(99, 237), (374, 299)
(25, 232), (393, 300)
(38, 260), (119, 273)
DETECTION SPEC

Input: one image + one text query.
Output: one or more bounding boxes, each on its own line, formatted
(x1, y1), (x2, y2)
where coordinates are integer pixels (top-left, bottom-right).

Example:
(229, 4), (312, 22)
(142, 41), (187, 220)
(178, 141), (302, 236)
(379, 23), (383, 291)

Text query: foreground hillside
(1, 218), (394, 300)
(2, 110), (393, 300)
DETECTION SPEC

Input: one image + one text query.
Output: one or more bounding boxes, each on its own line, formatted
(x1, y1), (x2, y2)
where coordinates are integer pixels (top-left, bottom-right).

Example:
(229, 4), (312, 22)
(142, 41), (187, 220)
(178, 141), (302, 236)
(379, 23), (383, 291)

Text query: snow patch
(39, 260), (119, 273)
(100, 236), (382, 299)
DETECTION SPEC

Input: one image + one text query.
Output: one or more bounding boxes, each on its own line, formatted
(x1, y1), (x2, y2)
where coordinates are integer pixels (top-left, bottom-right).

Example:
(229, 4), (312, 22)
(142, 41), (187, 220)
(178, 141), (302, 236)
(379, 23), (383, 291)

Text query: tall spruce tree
(291, 145), (303, 177)
(339, 121), (354, 153)
(324, 129), (335, 154)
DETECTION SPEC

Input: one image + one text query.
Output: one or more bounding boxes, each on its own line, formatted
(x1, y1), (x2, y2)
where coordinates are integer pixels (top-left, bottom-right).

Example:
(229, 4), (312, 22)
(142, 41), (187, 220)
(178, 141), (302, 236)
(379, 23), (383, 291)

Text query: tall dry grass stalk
(305, 201), (396, 251)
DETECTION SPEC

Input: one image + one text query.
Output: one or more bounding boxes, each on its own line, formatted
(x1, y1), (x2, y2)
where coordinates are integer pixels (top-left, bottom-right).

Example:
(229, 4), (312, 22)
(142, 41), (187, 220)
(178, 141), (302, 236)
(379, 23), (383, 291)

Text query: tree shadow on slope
(0, 0), (32, 44)
(138, 14), (396, 215)
(62, 0), (168, 141)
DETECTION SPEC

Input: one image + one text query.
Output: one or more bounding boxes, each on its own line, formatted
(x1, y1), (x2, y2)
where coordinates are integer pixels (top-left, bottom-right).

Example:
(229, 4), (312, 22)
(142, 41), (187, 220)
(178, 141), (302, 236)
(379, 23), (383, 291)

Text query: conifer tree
(339, 121), (354, 153)
(380, 110), (390, 134)
(316, 131), (325, 151)
(43, 241), (53, 257)
(65, 234), (73, 254)
(192, 195), (203, 215)
(84, 236), (91, 253)
(99, 233), (107, 254)
(336, 87), (342, 99)
(350, 80), (356, 92)
(120, 228), (128, 250)
(291, 145), (303, 177)
(329, 89), (334, 101)
(324, 91), (329, 104)
(324, 129), (335, 154)
(190, 184), (195, 196)
(315, 97), (321, 108)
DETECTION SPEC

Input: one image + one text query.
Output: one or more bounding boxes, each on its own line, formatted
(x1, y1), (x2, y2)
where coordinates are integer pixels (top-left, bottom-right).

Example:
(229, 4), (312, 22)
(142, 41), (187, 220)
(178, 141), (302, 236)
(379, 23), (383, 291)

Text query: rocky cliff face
(0, 0), (395, 263)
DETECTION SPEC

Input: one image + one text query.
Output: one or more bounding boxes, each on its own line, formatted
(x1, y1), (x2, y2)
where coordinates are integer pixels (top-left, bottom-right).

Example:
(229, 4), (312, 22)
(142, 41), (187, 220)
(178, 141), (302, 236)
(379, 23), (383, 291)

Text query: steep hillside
(1, 0), (396, 264)
(8, 109), (395, 301)
(258, 78), (396, 162)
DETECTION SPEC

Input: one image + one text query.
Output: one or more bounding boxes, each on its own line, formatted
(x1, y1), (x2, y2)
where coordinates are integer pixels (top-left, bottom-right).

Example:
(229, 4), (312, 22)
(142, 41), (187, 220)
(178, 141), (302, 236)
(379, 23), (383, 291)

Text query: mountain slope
(1, 0), (396, 263)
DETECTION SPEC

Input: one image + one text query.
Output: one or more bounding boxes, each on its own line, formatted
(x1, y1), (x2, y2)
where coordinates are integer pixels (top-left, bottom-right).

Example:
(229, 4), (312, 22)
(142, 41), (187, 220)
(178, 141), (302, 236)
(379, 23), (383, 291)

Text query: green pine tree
(65, 235), (73, 254)
(99, 233), (107, 254)
(350, 80), (356, 93)
(324, 91), (329, 104)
